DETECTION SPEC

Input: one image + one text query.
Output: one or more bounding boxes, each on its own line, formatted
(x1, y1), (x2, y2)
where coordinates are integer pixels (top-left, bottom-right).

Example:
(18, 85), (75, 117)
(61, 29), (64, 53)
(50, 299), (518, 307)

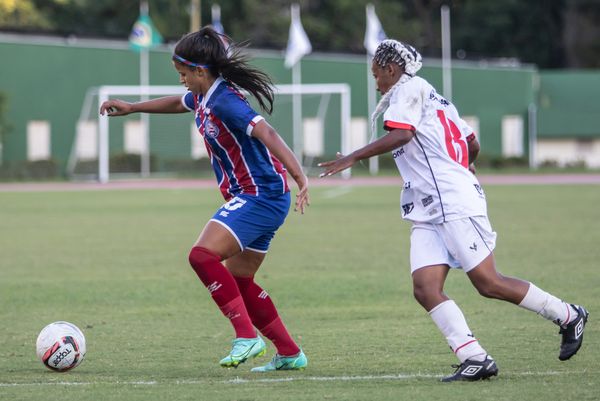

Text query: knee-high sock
(235, 276), (300, 356)
(429, 300), (488, 363)
(188, 247), (255, 339)
(518, 283), (578, 326)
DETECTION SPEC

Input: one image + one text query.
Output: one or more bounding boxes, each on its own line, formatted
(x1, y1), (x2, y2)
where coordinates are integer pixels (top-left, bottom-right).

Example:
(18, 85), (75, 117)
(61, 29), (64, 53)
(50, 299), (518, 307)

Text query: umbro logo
(462, 365), (482, 376)
(575, 319), (584, 339)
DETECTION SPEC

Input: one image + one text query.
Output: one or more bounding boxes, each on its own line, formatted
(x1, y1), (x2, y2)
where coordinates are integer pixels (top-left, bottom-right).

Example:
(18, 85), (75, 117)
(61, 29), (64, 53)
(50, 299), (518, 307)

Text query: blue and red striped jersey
(182, 78), (289, 201)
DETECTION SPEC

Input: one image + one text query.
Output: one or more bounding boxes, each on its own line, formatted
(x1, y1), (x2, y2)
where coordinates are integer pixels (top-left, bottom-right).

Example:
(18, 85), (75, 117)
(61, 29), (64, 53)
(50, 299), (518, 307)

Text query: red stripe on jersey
(269, 153), (289, 193)
(216, 159), (233, 200)
(384, 120), (415, 131)
(207, 144), (233, 200)
(213, 118), (258, 196)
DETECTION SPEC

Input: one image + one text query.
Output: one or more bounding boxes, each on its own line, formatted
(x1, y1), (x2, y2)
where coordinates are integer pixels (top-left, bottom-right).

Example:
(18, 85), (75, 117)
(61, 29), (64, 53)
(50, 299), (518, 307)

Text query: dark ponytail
(174, 26), (275, 114)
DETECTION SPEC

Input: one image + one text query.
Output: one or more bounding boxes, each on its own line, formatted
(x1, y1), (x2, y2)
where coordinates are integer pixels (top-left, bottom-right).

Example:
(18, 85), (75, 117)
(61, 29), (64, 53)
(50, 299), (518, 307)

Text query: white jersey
(383, 76), (487, 223)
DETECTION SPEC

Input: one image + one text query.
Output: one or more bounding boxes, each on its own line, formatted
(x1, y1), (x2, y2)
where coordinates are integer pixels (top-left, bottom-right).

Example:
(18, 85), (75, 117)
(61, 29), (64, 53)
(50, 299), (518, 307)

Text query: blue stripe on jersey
(184, 81), (288, 200)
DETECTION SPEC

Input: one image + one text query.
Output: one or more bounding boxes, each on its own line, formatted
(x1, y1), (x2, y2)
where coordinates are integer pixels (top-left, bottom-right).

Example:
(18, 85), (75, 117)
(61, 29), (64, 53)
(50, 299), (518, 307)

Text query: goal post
(70, 83), (352, 182)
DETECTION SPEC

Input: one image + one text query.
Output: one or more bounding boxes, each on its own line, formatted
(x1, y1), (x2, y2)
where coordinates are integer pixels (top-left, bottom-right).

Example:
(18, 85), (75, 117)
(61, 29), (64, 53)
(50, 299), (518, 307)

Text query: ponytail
(174, 27), (275, 114)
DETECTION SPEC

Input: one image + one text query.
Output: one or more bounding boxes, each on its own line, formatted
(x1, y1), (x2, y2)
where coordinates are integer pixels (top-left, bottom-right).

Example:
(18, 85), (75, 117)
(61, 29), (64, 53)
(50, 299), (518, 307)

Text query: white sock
(518, 283), (578, 326)
(429, 300), (487, 363)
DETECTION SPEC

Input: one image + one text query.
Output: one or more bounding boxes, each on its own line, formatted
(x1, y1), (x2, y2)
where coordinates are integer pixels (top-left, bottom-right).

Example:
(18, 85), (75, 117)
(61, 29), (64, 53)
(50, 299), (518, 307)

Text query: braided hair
(173, 26), (275, 114)
(370, 40), (422, 136)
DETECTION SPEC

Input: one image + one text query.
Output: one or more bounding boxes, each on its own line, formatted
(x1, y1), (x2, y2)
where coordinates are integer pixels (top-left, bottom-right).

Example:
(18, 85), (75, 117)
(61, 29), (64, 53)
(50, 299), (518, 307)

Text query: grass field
(1, 183), (599, 401)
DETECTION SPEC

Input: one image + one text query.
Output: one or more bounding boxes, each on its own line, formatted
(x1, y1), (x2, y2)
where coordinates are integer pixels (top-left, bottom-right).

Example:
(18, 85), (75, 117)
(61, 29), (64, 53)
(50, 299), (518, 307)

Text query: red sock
(235, 276), (300, 356)
(188, 247), (255, 339)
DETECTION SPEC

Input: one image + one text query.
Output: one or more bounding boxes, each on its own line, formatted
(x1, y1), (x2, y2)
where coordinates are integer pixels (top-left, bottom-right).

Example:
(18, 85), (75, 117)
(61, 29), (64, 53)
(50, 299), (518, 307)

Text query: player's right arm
(99, 95), (187, 116)
(318, 128), (414, 177)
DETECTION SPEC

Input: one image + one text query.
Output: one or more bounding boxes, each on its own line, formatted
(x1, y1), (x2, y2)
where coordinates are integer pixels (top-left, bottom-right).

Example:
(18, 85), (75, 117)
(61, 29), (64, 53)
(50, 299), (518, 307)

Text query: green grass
(1, 184), (599, 401)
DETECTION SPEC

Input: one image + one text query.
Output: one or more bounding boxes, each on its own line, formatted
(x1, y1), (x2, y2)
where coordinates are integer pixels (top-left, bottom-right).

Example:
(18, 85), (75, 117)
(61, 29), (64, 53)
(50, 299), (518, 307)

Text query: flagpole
(190, 0), (201, 32)
(140, 0), (150, 177)
(367, 54), (378, 175)
(364, 3), (385, 176)
(292, 61), (303, 161)
(441, 5), (452, 101)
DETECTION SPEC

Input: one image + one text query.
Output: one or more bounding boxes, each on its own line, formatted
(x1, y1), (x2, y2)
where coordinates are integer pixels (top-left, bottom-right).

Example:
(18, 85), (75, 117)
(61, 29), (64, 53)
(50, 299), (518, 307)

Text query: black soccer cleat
(558, 304), (589, 361)
(441, 355), (498, 382)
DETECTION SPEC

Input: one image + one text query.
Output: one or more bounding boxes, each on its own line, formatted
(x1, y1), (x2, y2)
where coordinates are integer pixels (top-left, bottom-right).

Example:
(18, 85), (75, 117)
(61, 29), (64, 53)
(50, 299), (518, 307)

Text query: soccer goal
(67, 83), (352, 182)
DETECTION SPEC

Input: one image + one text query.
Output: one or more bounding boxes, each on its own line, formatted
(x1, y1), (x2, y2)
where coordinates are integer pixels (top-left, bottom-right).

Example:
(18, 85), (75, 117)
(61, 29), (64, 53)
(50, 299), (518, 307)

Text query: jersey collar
(200, 76), (225, 109)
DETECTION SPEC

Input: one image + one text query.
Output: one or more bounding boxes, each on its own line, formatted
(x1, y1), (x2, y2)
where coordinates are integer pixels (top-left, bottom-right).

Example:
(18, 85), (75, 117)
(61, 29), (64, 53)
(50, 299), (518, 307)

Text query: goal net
(67, 83), (352, 182)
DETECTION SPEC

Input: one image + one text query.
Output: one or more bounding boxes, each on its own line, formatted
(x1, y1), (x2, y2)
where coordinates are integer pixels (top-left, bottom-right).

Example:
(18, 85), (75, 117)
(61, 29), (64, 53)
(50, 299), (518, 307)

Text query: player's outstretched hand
(318, 152), (355, 178)
(294, 177), (310, 214)
(100, 99), (134, 116)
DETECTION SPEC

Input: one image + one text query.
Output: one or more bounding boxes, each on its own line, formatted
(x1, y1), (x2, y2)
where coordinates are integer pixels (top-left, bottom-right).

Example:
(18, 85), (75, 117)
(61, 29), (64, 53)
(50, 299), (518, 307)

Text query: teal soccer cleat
(251, 350), (308, 372)
(219, 336), (266, 368)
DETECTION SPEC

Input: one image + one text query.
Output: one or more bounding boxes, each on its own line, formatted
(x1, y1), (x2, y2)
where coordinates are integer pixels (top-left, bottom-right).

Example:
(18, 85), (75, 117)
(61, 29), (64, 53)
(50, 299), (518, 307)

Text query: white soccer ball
(36, 321), (86, 372)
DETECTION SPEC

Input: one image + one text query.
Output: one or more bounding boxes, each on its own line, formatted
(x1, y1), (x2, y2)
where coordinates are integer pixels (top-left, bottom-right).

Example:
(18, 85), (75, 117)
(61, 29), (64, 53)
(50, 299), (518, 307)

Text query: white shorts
(410, 216), (497, 274)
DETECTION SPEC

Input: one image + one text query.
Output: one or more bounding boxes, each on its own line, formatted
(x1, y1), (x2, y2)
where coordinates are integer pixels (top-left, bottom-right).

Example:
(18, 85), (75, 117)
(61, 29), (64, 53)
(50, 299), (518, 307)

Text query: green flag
(129, 13), (162, 52)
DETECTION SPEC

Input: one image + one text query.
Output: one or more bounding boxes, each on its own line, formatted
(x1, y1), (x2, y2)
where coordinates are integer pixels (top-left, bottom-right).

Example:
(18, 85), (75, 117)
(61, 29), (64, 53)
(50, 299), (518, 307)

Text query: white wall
(501, 115), (524, 157)
(75, 121), (98, 160)
(27, 120), (51, 160)
(124, 120), (146, 154)
(536, 138), (600, 168)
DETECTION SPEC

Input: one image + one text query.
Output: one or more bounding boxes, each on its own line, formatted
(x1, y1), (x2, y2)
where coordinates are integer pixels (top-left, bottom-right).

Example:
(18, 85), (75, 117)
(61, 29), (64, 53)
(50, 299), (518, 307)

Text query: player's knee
(413, 284), (438, 307)
(188, 246), (220, 270)
(473, 278), (504, 299)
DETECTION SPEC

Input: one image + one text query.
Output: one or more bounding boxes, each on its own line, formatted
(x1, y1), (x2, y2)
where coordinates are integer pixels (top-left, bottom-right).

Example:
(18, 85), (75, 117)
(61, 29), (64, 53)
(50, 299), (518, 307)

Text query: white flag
(211, 4), (224, 35)
(364, 3), (386, 56)
(284, 4), (312, 68)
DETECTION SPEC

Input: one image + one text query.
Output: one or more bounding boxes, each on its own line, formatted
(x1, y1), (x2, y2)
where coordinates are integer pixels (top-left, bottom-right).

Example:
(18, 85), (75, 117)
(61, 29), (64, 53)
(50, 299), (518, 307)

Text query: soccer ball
(36, 321), (86, 372)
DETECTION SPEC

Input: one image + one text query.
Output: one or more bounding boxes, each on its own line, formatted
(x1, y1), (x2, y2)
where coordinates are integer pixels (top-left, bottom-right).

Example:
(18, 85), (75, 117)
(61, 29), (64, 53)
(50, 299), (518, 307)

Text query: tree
(0, 0), (599, 68)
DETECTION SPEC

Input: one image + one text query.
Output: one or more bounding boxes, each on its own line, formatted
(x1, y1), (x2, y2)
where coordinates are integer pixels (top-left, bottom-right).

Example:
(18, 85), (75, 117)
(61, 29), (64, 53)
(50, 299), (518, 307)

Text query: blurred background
(1, 0), (599, 181)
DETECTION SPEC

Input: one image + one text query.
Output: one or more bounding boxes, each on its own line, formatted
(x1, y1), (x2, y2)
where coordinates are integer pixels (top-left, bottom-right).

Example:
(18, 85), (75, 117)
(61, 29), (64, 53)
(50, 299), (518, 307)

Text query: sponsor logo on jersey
(403, 181), (411, 189)
(421, 195), (434, 207)
(429, 89), (450, 106)
(392, 148), (405, 158)
(469, 242), (478, 251)
(473, 184), (484, 195)
(402, 202), (414, 216)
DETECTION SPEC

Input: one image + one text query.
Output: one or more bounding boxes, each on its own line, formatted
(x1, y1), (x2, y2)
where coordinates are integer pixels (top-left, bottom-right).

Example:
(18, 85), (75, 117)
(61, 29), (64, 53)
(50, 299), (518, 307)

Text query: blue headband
(172, 54), (211, 68)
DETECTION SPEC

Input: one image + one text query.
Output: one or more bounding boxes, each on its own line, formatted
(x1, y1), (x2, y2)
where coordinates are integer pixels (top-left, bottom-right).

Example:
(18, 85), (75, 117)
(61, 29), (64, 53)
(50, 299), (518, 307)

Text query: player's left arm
(466, 133), (480, 174)
(251, 120), (310, 214)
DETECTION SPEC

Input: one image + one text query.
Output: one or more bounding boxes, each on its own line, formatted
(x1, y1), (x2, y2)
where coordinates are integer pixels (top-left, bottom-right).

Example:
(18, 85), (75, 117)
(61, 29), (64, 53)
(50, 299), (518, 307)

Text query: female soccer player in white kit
(319, 39), (588, 382)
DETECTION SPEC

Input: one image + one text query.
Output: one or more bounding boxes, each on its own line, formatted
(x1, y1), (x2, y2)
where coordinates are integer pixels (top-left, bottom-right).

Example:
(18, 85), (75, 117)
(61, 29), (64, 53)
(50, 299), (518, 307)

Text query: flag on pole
(364, 3), (386, 56)
(284, 4), (312, 68)
(129, 12), (163, 52)
(211, 4), (225, 35)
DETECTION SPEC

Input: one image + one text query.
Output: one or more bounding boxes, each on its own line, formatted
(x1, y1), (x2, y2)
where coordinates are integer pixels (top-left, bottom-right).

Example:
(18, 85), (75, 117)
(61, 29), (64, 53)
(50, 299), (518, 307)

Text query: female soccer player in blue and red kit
(100, 27), (309, 372)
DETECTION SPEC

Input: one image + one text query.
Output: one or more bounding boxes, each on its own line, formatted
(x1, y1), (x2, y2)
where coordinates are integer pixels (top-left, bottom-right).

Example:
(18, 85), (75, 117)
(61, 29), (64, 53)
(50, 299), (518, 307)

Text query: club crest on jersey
(204, 119), (220, 138)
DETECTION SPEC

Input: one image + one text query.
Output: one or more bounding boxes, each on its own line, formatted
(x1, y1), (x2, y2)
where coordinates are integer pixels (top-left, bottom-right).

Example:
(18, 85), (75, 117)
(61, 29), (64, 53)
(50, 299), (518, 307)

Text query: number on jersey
(437, 110), (468, 168)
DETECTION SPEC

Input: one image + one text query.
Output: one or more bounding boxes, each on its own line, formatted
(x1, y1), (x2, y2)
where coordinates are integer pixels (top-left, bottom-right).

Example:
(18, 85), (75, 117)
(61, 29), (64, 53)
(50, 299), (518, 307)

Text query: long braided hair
(173, 26), (275, 114)
(370, 40), (423, 136)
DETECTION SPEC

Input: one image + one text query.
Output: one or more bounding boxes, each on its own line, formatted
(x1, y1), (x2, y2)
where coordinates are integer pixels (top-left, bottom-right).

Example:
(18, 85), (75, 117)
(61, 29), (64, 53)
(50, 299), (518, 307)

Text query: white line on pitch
(0, 370), (592, 387)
